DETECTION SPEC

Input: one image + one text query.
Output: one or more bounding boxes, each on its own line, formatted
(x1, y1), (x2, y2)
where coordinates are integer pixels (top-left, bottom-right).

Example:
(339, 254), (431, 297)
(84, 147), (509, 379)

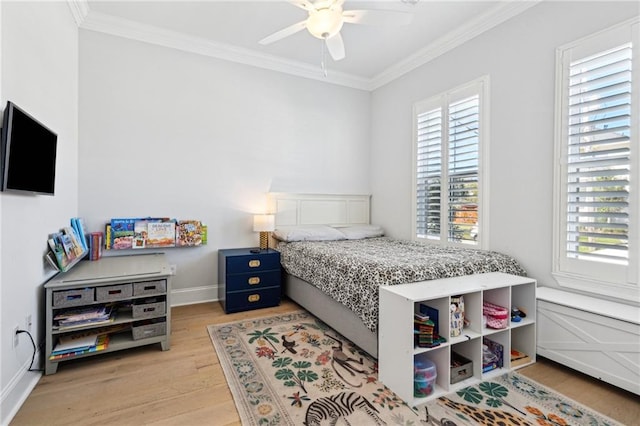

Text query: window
(553, 18), (639, 300)
(413, 77), (488, 248)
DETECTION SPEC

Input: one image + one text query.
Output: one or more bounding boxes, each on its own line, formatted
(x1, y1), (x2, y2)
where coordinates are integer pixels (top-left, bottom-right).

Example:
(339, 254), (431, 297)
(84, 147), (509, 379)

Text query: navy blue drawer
(225, 287), (280, 313)
(226, 252), (280, 273)
(227, 270), (281, 292)
(218, 248), (282, 314)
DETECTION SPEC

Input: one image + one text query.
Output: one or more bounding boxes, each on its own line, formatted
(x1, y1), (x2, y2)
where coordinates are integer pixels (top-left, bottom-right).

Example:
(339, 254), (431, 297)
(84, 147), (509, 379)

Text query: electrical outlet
(25, 314), (32, 333)
(13, 325), (19, 348)
(170, 264), (177, 275)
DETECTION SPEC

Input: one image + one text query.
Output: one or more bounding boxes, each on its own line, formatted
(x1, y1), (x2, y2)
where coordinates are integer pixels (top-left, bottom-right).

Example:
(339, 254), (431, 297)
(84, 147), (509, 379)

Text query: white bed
(267, 193), (379, 355)
(267, 193), (526, 359)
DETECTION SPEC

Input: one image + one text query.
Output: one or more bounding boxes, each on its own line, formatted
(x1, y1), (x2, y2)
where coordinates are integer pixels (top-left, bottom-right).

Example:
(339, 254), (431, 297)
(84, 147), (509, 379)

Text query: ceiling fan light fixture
(307, 7), (344, 39)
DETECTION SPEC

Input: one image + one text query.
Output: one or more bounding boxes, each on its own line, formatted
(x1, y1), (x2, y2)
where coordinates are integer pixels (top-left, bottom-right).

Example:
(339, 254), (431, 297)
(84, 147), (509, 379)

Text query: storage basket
(96, 283), (132, 302)
(132, 318), (166, 340)
(483, 301), (508, 329)
(132, 297), (166, 319)
(450, 352), (473, 384)
(133, 280), (166, 297)
(53, 288), (94, 308)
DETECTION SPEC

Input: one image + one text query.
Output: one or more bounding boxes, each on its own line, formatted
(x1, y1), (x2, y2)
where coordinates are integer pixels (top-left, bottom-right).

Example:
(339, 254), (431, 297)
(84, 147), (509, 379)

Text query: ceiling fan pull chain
(321, 41), (328, 77)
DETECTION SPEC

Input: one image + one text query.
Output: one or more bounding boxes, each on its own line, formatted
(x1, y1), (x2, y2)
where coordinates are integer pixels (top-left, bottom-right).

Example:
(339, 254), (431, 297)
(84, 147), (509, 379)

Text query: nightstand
(218, 248), (281, 313)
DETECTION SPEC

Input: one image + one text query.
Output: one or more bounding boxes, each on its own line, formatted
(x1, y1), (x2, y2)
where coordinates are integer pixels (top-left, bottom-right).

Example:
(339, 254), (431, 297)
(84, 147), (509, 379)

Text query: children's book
(132, 220), (148, 249)
(146, 220), (176, 248)
(59, 233), (77, 261)
(89, 232), (103, 260)
(74, 217), (89, 251)
(110, 218), (136, 250)
(176, 220), (203, 246)
(48, 234), (69, 270)
(63, 226), (85, 257)
(105, 224), (112, 250)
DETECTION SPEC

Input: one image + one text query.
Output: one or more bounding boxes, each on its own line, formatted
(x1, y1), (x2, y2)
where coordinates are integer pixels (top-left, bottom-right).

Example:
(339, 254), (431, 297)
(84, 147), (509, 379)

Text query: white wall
(370, 1), (639, 288)
(0, 2), (78, 424)
(78, 30), (371, 302)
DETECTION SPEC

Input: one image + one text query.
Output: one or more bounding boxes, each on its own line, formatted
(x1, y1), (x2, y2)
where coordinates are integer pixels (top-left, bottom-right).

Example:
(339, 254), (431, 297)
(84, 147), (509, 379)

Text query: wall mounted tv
(1, 101), (58, 195)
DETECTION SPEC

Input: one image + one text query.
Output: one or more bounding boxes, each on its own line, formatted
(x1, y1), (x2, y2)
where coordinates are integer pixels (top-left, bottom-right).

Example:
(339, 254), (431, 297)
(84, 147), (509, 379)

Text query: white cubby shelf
(379, 272), (536, 405)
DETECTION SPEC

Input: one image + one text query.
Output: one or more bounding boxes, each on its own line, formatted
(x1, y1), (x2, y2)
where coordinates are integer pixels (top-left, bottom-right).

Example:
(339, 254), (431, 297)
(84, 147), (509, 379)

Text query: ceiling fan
(258, 0), (413, 62)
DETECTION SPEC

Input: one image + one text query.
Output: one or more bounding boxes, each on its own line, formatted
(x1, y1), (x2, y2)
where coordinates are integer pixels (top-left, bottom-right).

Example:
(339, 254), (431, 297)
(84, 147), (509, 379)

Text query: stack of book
(49, 332), (109, 360)
(414, 313), (436, 347)
(414, 313), (446, 348)
(87, 231), (104, 261)
(54, 305), (115, 331)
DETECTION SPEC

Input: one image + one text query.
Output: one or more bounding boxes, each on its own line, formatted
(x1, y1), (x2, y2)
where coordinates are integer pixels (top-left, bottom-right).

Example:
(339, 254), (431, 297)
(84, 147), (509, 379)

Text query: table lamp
(253, 214), (275, 250)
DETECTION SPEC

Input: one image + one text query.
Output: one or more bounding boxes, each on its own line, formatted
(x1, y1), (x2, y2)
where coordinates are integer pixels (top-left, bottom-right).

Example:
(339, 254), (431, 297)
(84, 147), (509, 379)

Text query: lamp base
(259, 232), (270, 250)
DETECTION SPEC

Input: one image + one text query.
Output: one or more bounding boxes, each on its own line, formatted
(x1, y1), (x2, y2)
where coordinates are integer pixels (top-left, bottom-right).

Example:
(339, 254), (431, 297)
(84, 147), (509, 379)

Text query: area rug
(208, 310), (621, 426)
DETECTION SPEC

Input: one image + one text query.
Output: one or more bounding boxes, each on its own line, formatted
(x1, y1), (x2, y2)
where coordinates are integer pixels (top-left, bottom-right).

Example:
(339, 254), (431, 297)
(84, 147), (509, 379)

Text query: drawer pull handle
(66, 294), (82, 301)
(143, 307), (156, 313)
(248, 277), (260, 285)
(248, 260), (261, 268)
(144, 285), (156, 291)
(248, 294), (260, 303)
(108, 290), (122, 295)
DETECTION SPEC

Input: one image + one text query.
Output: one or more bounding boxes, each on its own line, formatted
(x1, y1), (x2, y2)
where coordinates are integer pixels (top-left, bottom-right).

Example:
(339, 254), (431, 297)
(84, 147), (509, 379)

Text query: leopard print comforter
(278, 237), (526, 333)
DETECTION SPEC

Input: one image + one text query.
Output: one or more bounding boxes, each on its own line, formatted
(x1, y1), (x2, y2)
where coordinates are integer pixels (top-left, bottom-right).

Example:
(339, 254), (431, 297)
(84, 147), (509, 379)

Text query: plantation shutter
(448, 95), (479, 243)
(566, 43), (631, 265)
(415, 86), (481, 245)
(416, 108), (442, 240)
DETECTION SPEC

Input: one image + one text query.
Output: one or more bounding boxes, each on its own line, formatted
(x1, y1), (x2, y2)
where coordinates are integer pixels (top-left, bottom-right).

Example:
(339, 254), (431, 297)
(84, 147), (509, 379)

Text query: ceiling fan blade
(325, 32), (345, 61)
(259, 20), (307, 45)
(289, 0), (315, 11)
(342, 9), (413, 26)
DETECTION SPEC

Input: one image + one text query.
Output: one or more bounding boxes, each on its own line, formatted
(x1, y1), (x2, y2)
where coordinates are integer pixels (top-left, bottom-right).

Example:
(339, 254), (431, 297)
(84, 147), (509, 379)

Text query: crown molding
(66, 0), (89, 27)
(67, 0), (539, 92)
(74, 6), (371, 90)
(369, 0), (542, 90)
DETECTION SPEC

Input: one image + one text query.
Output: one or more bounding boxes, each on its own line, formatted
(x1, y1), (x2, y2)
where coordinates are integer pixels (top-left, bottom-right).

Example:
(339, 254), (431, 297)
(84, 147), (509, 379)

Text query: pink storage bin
(483, 301), (508, 329)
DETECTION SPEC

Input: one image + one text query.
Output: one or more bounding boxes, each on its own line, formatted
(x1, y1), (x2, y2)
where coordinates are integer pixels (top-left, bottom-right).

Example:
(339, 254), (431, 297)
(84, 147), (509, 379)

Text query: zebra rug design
(208, 310), (622, 426)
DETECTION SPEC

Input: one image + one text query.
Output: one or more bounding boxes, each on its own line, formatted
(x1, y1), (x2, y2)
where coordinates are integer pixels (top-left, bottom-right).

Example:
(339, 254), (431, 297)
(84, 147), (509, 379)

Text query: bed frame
(267, 192), (379, 357)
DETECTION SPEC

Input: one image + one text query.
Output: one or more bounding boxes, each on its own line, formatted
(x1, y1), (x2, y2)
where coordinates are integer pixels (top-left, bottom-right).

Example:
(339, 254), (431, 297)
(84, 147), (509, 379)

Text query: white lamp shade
(253, 214), (275, 232)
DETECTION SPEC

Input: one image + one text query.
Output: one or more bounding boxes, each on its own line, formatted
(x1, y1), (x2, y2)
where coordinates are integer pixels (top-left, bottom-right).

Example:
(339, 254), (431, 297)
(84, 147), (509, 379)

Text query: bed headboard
(267, 193), (371, 228)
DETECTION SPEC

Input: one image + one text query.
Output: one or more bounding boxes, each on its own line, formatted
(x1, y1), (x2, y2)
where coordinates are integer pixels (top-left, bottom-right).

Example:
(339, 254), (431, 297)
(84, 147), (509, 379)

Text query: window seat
(536, 287), (639, 395)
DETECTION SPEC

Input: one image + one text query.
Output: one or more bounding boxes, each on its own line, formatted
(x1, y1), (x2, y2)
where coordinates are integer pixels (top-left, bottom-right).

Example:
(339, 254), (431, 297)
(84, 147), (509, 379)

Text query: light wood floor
(11, 300), (639, 425)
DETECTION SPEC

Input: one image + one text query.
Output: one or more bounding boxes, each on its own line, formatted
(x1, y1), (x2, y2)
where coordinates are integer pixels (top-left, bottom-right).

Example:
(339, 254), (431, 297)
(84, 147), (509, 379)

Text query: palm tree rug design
(207, 310), (620, 426)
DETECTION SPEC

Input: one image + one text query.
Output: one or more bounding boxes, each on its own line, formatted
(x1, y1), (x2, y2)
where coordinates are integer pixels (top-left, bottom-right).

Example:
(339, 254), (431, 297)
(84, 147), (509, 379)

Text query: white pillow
(336, 225), (385, 240)
(273, 225), (346, 242)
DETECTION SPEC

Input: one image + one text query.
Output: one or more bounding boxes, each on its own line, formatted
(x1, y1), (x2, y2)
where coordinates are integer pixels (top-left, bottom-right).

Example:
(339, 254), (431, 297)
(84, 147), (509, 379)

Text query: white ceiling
(75, 0), (540, 89)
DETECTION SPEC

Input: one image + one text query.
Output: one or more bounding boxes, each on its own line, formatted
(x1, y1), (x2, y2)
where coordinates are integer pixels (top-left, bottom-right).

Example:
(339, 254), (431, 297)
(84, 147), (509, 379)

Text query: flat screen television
(1, 101), (58, 195)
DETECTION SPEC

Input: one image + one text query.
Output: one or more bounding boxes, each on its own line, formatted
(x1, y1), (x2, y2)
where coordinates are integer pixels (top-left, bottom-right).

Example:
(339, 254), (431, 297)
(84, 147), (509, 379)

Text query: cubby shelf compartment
(379, 272), (536, 405)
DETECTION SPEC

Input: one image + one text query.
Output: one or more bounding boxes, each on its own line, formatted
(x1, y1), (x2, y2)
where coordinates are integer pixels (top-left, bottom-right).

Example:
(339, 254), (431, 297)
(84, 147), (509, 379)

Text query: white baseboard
(1, 364), (42, 426)
(170, 284), (218, 306)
